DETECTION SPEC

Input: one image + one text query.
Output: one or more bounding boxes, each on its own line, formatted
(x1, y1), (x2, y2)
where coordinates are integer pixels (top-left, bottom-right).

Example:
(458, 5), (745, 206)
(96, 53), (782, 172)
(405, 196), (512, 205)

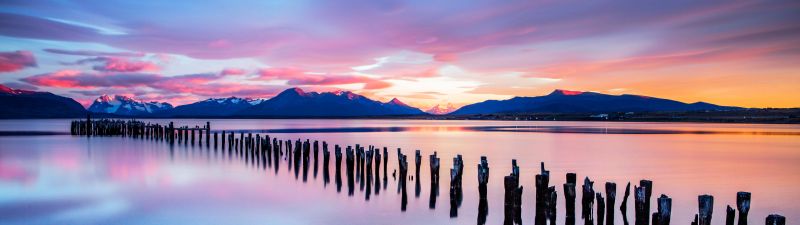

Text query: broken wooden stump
(504, 159), (523, 225)
(606, 182), (617, 225)
(737, 192), (751, 225)
(429, 151), (440, 209)
(346, 146), (355, 196)
(765, 214), (785, 225)
(478, 156), (489, 200)
(582, 177), (595, 225)
(335, 145), (342, 193)
(598, 193), (606, 225)
(635, 180), (653, 225)
(398, 151), (408, 212)
(535, 162), (551, 225)
(727, 205), (736, 225)
(697, 194), (714, 225)
(323, 142), (330, 186)
(546, 186), (558, 225)
(565, 173), (577, 225)
(365, 148), (373, 201)
(449, 154), (464, 218)
(652, 194), (671, 225)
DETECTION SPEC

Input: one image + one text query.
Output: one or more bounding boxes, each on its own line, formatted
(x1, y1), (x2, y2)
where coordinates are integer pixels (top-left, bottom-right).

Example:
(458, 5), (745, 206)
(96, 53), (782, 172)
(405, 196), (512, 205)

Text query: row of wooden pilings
(69, 118), (786, 225)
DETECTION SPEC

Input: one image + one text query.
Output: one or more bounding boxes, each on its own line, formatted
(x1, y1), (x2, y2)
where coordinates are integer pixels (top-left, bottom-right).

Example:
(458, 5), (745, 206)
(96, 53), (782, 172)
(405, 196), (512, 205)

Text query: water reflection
(226, 126), (800, 136)
(1, 119), (799, 225)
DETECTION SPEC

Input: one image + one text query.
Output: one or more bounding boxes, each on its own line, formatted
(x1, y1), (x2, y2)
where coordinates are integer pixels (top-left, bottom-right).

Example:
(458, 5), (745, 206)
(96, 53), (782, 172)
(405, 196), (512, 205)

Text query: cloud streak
(0, 51), (37, 73)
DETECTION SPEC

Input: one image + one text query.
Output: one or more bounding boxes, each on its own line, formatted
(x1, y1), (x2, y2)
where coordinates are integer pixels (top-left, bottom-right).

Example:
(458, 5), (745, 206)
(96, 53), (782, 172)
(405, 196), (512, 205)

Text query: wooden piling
(504, 159), (523, 225)
(535, 162), (551, 225)
(565, 173), (577, 225)
(606, 182), (617, 225)
(765, 214), (785, 225)
(582, 177), (595, 225)
(698, 195), (714, 225)
(477, 156), (489, 200)
(597, 193), (606, 225)
(737, 192), (751, 225)
(652, 194), (671, 225)
(430, 152), (440, 209)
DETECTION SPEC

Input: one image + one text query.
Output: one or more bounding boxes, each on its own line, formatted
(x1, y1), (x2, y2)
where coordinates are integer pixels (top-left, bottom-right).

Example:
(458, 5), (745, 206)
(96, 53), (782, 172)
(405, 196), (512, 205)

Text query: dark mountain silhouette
(238, 88), (425, 117)
(0, 84), (87, 118)
(450, 89), (740, 115)
(163, 97), (264, 117)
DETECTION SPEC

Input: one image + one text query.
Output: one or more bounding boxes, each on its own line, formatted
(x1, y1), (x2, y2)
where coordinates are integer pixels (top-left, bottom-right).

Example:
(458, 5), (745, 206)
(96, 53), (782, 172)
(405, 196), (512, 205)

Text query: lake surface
(0, 119), (798, 225)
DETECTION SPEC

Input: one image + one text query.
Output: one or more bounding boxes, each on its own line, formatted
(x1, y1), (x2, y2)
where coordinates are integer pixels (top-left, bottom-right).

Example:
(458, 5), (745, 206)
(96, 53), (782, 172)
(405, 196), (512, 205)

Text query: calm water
(0, 119), (798, 225)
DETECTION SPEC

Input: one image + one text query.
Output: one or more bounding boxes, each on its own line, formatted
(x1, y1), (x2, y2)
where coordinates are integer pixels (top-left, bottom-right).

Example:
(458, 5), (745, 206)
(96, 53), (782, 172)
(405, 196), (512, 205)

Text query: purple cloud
(0, 50), (37, 73)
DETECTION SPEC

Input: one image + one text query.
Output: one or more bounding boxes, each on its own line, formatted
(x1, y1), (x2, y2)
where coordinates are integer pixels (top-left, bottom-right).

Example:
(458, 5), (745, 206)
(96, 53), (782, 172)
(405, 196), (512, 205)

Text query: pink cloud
(259, 67), (393, 89)
(433, 53), (458, 62)
(220, 68), (247, 75)
(208, 39), (232, 48)
(21, 70), (161, 88)
(0, 50), (37, 73)
(70, 57), (159, 72)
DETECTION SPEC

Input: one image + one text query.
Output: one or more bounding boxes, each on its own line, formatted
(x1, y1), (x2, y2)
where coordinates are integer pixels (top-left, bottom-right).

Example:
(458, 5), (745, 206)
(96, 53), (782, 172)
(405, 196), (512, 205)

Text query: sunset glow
(0, 1), (798, 108)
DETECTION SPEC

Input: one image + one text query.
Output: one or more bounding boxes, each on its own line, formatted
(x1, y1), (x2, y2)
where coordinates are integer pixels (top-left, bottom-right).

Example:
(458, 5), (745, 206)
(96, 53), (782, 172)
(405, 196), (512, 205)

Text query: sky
(0, 0), (798, 109)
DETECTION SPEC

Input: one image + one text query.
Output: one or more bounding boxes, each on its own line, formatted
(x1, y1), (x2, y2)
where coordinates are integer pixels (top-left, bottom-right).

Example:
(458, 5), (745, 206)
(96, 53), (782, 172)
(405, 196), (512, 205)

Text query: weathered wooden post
(205, 121), (210, 147)
(582, 177), (595, 225)
(397, 150), (409, 211)
(313, 140), (319, 179)
(607, 182), (617, 225)
(536, 162), (551, 225)
(504, 159), (523, 225)
(477, 156), (489, 200)
(365, 148), (373, 201)
(765, 214), (785, 225)
(335, 145), (342, 193)
(652, 194), (671, 225)
(430, 152), (440, 209)
(449, 154), (463, 218)
(598, 193), (606, 225)
(415, 150), (422, 198)
(698, 195), (714, 225)
(727, 206), (736, 225)
(737, 192), (751, 225)
(477, 156), (489, 224)
(635, 180), (653, 225)
(546, 186), (558, 225)
(382, 147), (388, 190)
(374, 147), (381, 194)
(323, 142), (330, 186)
(346, 146), (355, 196)
(621, 182), (631, 225)
(565, 173), (577, 225)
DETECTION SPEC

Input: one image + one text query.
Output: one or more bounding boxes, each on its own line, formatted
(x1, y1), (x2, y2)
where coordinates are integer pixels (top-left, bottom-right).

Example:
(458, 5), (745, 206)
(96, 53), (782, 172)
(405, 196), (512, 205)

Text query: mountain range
(0, 84), (86, 118)
(239, 88), (425, 117)
(426, 103), (458, 115)
(164, 97), (264, 117)
(450, 89), (739, 115)
(87, 95), (173, 116)
(0, 86), (745, 118)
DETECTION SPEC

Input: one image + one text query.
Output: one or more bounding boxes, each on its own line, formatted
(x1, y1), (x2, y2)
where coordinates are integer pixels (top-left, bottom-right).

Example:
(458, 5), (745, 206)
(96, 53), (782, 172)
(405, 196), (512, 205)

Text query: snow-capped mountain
(164, 96), (265, 117)
(426, 103), (458, 115)
(238, 87), (426, 117)
(88, 95), (173, 116)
